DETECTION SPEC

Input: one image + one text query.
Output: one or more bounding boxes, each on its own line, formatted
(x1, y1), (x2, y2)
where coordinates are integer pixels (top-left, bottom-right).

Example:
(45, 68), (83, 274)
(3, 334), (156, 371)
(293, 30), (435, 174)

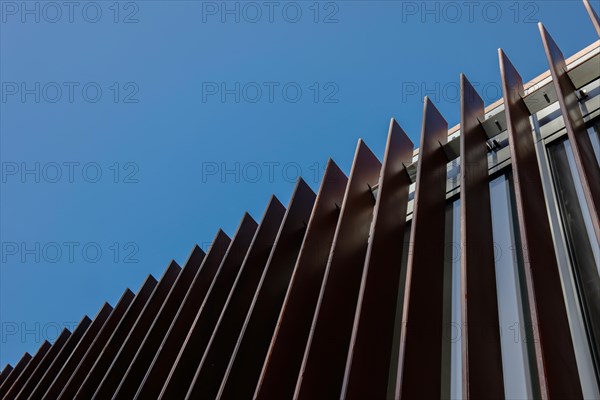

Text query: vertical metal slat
(57, 289), (136, 399)
(0, 365), (13, 388)
(583, 0), (600, 36)
(459, 74), (505, 399)
(499, 49), (583, 399)
(111, 246), (207, 399)
(395, 97), (448, 399)
(91, 261), (182, 400)
(160, 205), (285, 400)
(42, 303), (114, 399)
(74, 275), (157, 399)
(342, 119), (413, 400)
(254, 160), (348, 400)
(14, 329), (71, 400)
(539, 23), (600, 246)
(30, 315), (92, 399)
(0, 354), (32, 398)
(295, 140), (381, 399)
(3, 342), (51, 399)
(215, 179), (316, 400)
(134, 235), (238, 398)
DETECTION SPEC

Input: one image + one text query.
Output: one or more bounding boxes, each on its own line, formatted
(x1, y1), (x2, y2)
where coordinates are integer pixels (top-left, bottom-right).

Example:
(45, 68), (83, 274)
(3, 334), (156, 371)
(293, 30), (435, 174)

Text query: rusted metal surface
(342, 119), (414, 400)
(162, 196), (286, 400)
(212, 179), (316, 400)
(92, 261), (182, 400)
(254, 160), (347, 400)
(112, 246), (206, 399)
(0, 365), (13, 388)
(459, 74), (505, 399)
(499, 49), (583, 399)
(395, 97), (448, 399)
(138, 227), (258, 399)
(74, 275), (157, 399)
(30, 316), (92, 399)
(156, 212), (260, 399)
(14, 329), (71, 400)
(584, 0), (600, 36)
(0, 354), (31, 399)
(43, 303), (113, 399)
(295, 140), (381, 400)
(3, 341), (51, 399)
(540, 23), (600, 246)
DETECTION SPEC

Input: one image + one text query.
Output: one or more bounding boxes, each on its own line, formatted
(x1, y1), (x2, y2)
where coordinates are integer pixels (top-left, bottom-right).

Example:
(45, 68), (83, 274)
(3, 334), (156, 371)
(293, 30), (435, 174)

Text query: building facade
(1, 1), (599, 399)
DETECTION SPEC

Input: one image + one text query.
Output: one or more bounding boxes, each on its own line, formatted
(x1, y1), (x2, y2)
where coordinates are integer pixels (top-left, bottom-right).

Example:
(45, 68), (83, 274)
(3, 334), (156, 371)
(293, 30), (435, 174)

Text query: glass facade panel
(449, 200), (461, 400)
(547, 126), (600, 397)
(441, 199), (461, 399)
(490, 174), (537, 400)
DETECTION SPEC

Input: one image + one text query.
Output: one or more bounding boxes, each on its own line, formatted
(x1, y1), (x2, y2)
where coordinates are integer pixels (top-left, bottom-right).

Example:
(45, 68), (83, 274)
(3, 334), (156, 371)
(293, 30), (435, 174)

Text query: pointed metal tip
(297, 176), (309, 188)
(269, 194), (284, 209)
(389, 118), (401, 132)
(325, 157), (336, 170)
(461, 73), (472, 89)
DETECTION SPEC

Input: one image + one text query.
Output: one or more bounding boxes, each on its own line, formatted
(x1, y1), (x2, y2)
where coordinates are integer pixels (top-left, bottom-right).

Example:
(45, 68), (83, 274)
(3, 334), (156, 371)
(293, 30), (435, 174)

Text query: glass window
(441, 199), (461, 400)
(490, 174), (538, 399)
(441, 174), (540, 399)
(547, 128), (600, 396)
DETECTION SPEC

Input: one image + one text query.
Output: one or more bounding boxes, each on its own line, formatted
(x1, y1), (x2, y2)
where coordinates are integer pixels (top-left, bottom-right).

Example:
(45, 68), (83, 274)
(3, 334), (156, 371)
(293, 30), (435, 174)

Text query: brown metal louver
(499, 48), (583, 399)
(58, 289), (136, 399)
(395, 97), (449, 399)
(14, 330), (71, 400)
(185, 195), (298, 398)
(136, 233), (236, 398)
(539, 23), (600, 246)
(584, 0), (600, 36)
(4, 2), (600, 398)
(459, 74), (504, 399)
(2, 342), (50, 400)
(29, 315), (93, 399)
(0, 366), (13, 388)
(342, 119), (413, 400)
(216, 179), (316, 399)
(43, 302), (113, 399)
(0, 354), (31, 399)
(73, 275), (158, 399)
(92, 260), (182, 399)
(255, 160), (348, 400)
(157, 204), (281, 399)
(295, 139), (381, 399)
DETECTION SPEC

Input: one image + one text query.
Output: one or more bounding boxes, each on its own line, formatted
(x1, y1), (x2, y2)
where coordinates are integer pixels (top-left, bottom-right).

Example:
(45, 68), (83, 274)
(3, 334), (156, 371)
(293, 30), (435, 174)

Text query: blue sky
(0, 0), (597, 367)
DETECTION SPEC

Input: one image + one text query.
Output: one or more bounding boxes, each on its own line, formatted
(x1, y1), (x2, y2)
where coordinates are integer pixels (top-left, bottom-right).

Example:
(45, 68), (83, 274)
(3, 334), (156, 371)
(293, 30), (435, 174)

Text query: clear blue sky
(0, 0), (597, 367)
